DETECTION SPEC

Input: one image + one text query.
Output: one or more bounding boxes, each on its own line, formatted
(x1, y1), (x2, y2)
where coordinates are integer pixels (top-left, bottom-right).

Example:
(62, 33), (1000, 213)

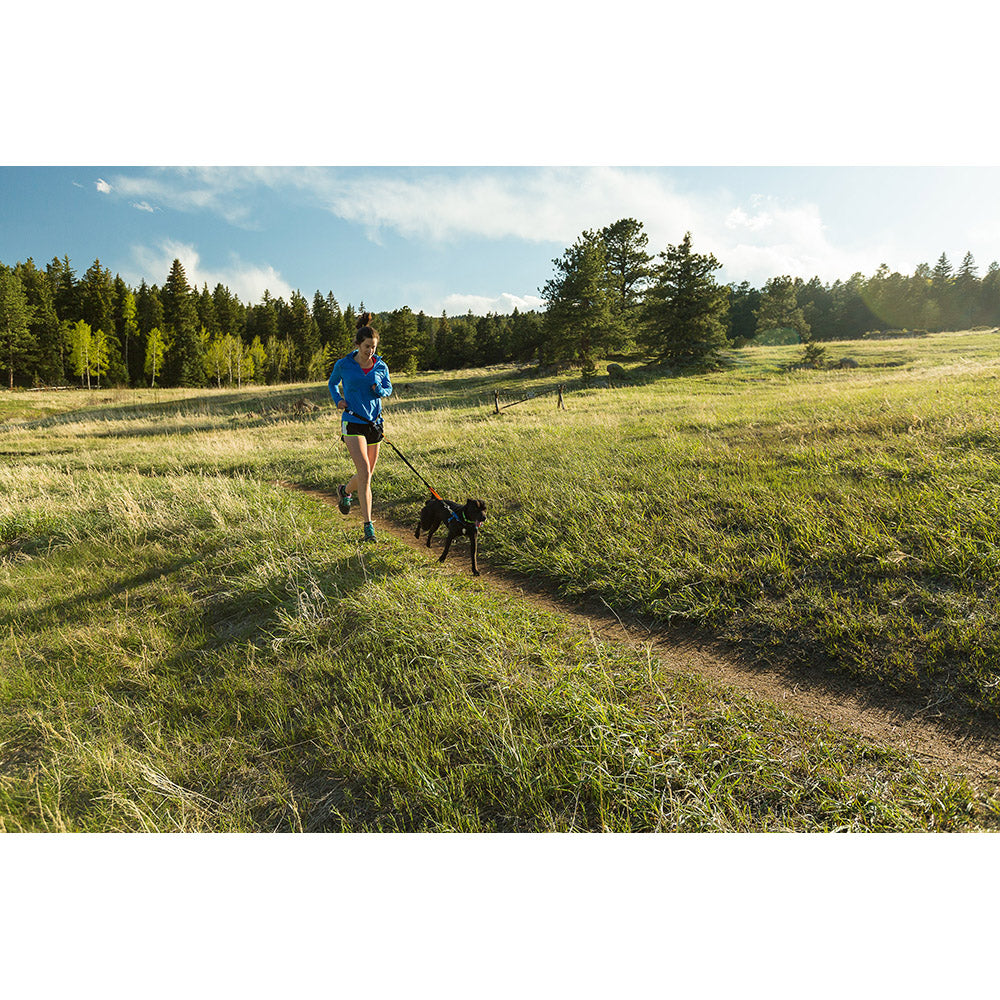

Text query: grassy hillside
(377, 331), (1000, 724)
(2, 330), (998, 831)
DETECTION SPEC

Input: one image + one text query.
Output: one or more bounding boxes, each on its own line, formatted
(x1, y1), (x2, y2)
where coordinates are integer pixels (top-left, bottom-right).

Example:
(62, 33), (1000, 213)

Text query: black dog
(415, 497), (487, 575)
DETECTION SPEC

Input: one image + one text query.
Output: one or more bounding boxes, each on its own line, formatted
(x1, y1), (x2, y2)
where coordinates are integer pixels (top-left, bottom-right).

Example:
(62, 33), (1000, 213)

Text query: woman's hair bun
(357, 311), (375, 330)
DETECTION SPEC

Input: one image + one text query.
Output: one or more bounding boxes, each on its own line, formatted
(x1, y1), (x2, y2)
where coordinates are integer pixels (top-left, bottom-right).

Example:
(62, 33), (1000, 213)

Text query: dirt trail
(296, 485), (1000, 787)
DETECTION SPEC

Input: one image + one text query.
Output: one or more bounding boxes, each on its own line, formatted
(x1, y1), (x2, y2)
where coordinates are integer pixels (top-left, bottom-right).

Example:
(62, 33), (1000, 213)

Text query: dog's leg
(438, 528), (455, 563)
(414, 521), (421, 539)
(425, 524), (437, 548)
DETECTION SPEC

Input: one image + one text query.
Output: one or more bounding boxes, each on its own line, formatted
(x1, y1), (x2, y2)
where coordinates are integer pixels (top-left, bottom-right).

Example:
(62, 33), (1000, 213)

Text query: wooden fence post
(557, 384), (565, 409)
(494, 389), (500, 414)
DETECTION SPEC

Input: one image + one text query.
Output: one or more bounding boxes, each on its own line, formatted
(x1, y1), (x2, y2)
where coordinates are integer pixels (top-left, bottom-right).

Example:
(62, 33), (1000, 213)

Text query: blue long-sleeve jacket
(328, 350), (393, 425)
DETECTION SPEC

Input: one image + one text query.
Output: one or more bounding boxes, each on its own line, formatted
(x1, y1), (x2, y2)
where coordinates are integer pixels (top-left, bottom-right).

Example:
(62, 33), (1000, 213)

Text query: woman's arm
(372, 360), (393, 398)
(328, 361), (344, 404)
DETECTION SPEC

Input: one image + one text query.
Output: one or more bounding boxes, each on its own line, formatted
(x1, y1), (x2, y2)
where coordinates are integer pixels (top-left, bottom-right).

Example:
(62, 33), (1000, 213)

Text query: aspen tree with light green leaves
(144, 326), (167, 387)
(246, 335), (266, 384)
(204, 332), (228, 387)
(68, 319), (94, 389)
(91, 326), (111, 388)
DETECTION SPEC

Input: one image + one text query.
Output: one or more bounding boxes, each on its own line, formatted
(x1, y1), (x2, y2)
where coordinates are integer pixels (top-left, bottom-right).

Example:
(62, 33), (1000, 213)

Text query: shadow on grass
(0, 554), (204, 633)
(2, 529), (401, 690)
(9, 385), (333, 433)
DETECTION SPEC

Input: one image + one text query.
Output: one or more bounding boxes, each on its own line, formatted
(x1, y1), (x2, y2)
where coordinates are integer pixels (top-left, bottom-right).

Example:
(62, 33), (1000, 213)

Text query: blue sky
(3, 165), (1000, 317)
(6, 4), (1000, 319)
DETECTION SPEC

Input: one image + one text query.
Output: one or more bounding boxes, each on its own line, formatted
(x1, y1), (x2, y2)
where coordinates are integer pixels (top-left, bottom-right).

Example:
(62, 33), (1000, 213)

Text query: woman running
(328, 312), (393, 542)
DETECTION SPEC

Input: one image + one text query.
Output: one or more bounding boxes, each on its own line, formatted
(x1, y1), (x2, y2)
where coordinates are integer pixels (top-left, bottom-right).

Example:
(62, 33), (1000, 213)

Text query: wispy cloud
(131, 201), (156, 213)
(96, 178), (112, 194)
(98, 166), (905, 288)
(127, 239), (294, 303)
(441, 292), (547, 315)
(296, 167), (879, 285)
(301, 167), (701, 247)
(98, 167), (277, 227)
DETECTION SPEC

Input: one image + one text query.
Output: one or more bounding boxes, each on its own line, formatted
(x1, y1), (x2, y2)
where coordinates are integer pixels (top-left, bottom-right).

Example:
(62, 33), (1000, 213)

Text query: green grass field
(2, 330), (999, 831)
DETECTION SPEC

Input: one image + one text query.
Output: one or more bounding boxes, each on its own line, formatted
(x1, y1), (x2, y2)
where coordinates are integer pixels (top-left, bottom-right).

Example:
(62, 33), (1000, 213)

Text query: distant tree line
(0, 253), (548, 389)
(2, 233), (998, 389)
(540, 218), (1000, 371)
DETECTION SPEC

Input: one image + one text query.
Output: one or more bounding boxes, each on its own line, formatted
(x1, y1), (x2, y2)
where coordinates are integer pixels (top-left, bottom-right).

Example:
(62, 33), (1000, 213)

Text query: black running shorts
(342, 419), (384, 444)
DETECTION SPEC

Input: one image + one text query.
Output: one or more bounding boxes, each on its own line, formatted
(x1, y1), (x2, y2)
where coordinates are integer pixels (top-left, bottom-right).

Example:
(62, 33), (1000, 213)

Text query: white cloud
(96, 178), (112, 194)
(99, 166), (916, 289)
(101, 167), (272, 226)
(131, 201), (156, 213)
(126, 240), (294, 303)
(440, 292), (546, 315)
(298, 167), (878, 285)
(725, 206), (772, 232)
(305, 167), (705, 247)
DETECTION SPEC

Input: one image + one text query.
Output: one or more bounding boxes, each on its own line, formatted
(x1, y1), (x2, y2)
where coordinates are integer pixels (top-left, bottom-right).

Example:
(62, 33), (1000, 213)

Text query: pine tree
(931, 252), (955, 330)
(161, 258), (205, 386)
(306, 343), (335, 382)
(829, 273), (879, 338)
(80, 260), (126, 385)
(414, 310), (437, 369)
(0, 267), (34, 389)
(14, 259), (62, 385)
(726, 281), (761, 346)
(864, 264), (916, 331)
(640, 232), (730, 368)
(47, 255), (79, 324)
(600, 217), (652, 338)
(197, 283), (219, 334)
(342, 304), (357, 352)
(509, 308), (543, 362)
(287, 290), (320, 380)
(541, 229), (616, 370)
(383, 307), (419, 374)
(955, 252), (979, 328)
(135, 280), (164, 336)
(981, 262), (1000, 328)
(476, 313), (504, 364)
(755, 275), (811, 344)
(113, 276), (141, 387)
(795, 278), (838, 341)
(908, 263), (936, 331)
(312, 290), (342, 349)
(432, 311), (452, 368)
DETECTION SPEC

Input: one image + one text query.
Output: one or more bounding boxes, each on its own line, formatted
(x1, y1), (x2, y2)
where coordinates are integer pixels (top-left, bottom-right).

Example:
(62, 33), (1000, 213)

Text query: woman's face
(357, 336), (377, 364)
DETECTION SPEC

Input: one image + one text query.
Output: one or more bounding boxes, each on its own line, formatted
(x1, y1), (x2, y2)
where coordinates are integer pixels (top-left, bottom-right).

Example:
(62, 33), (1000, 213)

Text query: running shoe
(363, 521), (377, 543)
(337, 484), (352, 515)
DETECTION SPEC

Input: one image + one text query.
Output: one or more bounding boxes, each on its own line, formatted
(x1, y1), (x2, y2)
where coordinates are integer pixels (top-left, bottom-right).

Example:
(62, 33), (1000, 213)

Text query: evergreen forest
(1, 218), (998, 390)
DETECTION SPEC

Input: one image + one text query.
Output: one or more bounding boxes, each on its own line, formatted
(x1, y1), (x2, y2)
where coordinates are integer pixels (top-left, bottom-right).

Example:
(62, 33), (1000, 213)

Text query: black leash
(341, 407), (446, 502)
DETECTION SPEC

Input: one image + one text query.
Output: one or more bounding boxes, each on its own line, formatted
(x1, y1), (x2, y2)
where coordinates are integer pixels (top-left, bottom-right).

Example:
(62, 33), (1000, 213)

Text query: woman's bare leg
(344, 442), (381, 516)
(344, 436), (373, 522)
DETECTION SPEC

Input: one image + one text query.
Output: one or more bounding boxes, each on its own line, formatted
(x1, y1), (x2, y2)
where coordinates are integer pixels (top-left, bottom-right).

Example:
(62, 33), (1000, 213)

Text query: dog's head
(463, 498), (486, 528)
